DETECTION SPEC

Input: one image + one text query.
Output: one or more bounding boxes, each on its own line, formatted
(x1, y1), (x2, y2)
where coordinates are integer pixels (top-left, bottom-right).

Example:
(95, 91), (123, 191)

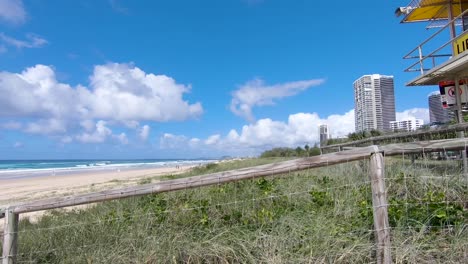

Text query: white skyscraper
(354, 74), (396, 132)
(319, 124), (329, 146)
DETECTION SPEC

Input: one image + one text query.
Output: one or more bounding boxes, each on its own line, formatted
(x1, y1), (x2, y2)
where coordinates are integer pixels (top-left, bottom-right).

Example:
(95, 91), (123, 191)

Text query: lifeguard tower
(396, 0), (468, 122)
(396, 0), (468, 173)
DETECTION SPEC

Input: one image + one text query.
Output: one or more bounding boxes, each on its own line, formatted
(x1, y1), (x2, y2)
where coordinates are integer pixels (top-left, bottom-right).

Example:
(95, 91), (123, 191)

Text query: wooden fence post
(369, 152), (392, 264)
(2, 207), (18, 264)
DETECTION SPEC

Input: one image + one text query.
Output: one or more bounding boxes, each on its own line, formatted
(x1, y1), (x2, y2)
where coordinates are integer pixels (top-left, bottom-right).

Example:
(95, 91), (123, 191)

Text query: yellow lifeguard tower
(396, 0), (468, 122)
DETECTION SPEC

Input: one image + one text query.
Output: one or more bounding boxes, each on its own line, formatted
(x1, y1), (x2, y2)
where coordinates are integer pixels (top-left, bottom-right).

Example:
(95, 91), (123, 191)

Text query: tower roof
(396, 0), (468, 23)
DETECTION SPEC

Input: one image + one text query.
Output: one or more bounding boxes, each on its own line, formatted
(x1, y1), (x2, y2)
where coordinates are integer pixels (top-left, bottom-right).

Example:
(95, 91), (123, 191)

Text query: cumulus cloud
(160, 107), (432, 156)
(114, 132), (129, 145)
(205, 134), (221, 145)
(396, 108), (429, 124)
(88, 63), (203, 121)
(138, 125), (150, 141)
(160, 109), (355, 155)
(24, 119), (67, 135)
(160, 133), (189, 149)
(230, 78), (325, 121)
(0, 33), (47, 49)
(76, 120), (112, 143)
(75, 120), (129, 144)
(0, 0), (26, 24)
(0, 63), (203, 143)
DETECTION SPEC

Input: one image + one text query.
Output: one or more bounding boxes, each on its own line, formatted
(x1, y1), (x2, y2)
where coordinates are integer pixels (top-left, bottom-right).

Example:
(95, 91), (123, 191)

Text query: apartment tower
(319, 124), (329, 146)
(390, 119), (424, 132)
(428, 91), (452, 124)
(354, 74), (396, 132)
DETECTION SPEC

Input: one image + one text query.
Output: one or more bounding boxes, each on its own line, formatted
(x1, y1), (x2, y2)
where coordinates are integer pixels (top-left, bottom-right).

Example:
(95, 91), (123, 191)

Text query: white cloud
(160, 133), (189, 149)
(160, 109), (355, 155)
(61, 136), (73, 144)
(325, 110), (356, 138)
(138, 125), (150, 141)
(80, 120), (96, 132)
(24, 118), (67, 135)
(189, 138), (201, 148)
(76, 120), (112, 143)
(230, 78), (325, 121)
(88, 63), (203, 121)
(205, 134), (221, 145)
(123, 120), (139, 129)
(0, 0), (26, 24)
(0, 63), (203, 143)
(159, 107), (431, 156)
(114, 132), (129, 145)
(396, 108), (429, 124)
(1, 121), (22, 129)
(13, 141), (23, 148)
(0, 33), (47, 49)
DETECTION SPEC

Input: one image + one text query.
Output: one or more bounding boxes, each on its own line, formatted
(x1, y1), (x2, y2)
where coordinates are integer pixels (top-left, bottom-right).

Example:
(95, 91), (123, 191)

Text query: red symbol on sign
(448, 87), (456, 97)
(447, 87), (462, 97)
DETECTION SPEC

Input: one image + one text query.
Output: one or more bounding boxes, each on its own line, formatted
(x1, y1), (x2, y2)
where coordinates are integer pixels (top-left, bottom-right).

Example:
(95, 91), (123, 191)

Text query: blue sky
(0, 0), (444, 159)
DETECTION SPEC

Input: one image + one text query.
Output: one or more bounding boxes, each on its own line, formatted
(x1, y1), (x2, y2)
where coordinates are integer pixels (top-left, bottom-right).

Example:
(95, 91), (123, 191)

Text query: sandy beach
(0, 165), (195, 227)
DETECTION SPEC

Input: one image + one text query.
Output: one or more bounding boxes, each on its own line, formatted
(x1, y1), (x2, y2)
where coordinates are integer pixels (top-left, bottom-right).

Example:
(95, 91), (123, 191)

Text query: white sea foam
(0, 159), (217, 180)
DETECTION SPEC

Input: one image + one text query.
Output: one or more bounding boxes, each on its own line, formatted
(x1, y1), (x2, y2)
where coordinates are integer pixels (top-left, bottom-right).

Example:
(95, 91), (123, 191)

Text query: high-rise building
(354, 74), (396, 132)
(319, 124), (329, 146)
(428, 91), (452, 124)
(390, 119), (424, 132)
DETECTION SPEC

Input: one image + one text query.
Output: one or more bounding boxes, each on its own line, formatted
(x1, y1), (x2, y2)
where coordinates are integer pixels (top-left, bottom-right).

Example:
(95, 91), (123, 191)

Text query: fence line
(2, 138), (466, 218)
(322, 123), (468, 152)
(3, 145), (377, 217)
(2, 137), (468, 263)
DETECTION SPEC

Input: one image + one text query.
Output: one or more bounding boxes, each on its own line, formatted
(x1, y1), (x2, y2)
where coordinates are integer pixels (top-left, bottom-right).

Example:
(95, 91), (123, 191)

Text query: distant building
(354, 74), (396, 132)
(428, 91), (452, 124)
(319, 124), (329, 146)
(390, 119), (424, 132)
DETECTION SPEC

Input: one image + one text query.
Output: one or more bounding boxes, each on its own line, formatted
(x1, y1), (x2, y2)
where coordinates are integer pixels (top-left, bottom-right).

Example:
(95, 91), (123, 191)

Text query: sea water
(0, 159), (217, 180)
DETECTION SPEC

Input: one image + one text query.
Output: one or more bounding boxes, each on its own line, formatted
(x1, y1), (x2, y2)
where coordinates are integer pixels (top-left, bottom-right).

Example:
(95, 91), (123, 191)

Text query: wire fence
(322, 123), (468, 153)
(1, 142), (467, 263)
(383, 149), (467, 263)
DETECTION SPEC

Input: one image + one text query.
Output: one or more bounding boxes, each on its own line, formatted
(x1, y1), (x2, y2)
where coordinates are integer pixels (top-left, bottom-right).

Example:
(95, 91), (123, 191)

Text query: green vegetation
(260, 144), (321, 158)
(325, 124), (466, 147)
(159, 157), (287, 181)
(1, 157), (467, 263)
(326, 129), (382, 145)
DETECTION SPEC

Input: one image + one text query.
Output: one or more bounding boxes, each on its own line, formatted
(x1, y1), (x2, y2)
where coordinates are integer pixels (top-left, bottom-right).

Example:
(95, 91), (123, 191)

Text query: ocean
(0, 159), (217, 180)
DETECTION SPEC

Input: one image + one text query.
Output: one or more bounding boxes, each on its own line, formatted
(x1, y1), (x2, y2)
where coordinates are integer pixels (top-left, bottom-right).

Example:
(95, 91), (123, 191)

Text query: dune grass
(2, 157), (467, 263)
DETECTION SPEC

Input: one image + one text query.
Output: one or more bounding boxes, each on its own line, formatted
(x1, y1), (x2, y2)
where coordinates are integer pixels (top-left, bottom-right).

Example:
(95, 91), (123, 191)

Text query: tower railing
(403, 8), (468, 75)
